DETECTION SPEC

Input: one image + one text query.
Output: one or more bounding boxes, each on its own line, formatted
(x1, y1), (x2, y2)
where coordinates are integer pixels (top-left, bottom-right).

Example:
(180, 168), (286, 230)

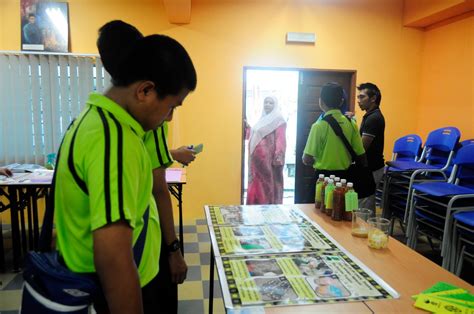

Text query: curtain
(0, 53), (110, 165)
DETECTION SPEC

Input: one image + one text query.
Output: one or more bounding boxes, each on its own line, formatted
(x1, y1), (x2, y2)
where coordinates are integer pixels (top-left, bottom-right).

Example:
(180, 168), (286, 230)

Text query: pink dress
(246, 123), (287, 204)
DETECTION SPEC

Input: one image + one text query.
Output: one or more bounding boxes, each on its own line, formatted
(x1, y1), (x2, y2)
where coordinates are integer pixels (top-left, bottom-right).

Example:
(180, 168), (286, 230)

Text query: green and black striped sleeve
(143, 122), (174, 170)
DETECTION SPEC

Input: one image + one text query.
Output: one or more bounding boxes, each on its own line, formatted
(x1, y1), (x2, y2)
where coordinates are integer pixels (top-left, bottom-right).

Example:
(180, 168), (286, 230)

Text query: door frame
(241, 66), (357, 204)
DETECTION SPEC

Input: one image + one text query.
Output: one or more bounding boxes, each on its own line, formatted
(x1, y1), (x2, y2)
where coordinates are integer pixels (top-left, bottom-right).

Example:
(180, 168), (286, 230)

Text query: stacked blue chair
(451, 211), (474, 275)
(391, 134), (423, 162)
(378, 134), (422, 234)
(406, 144), (474, 270)
(460, 139), (474, 147)
(381, 127), (461, 237)
(440, 139), (474, 180)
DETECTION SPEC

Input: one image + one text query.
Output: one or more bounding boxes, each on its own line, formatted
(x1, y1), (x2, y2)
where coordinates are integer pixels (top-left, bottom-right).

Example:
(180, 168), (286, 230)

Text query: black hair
(320, 82), (343, 109)
(28, 13), (36, 18)
(97, 20), (143, 81)
(97, 20), (197, 98)
(357, 82), (381, 106)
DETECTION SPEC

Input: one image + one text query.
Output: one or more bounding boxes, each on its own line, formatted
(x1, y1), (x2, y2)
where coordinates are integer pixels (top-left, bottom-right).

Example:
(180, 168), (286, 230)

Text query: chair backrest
(392, 134), (422, 161)
(419, 127), (461, 170)
(450, 144), (474, 189)
(424, 127), (461, 154)
(461, 139), (474, 147)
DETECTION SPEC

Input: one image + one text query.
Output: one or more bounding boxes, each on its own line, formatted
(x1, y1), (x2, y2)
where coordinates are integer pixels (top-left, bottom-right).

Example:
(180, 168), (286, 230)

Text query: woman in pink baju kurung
(246, 96), (287, 204)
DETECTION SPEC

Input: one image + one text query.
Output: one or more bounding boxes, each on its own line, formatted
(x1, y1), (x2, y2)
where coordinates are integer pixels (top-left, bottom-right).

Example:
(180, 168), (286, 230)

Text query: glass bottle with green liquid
(315, 174), (325, 210)
(344, 182), (358, 221)
(324, 179), (335, 217)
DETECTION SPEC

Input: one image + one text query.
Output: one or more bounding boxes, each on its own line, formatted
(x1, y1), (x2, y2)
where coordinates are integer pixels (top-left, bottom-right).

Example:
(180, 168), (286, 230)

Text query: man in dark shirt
(357, 82), (385, 213)
(23, 14), (43, 45)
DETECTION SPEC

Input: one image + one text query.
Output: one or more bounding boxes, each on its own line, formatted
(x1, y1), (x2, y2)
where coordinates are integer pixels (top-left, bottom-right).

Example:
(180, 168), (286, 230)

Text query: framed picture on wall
(21, 0), (69, 52)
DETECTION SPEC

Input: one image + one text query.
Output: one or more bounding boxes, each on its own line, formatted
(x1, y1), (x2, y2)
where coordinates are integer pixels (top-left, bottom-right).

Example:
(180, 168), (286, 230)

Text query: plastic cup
(367, 217), (390, 249)
(351, 208), (372, 238)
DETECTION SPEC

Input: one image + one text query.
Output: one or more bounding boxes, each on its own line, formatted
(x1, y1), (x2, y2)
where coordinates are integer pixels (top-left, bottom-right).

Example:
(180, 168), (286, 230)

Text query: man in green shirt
(302, 82), (366, 200)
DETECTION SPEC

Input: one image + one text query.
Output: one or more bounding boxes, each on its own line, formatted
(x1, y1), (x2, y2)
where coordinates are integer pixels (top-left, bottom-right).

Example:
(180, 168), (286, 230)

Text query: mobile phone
(193, 143), (204, 154)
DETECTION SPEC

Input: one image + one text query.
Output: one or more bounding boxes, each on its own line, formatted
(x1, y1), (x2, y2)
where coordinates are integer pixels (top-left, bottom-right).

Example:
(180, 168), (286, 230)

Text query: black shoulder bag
(323, 115), (376, 199)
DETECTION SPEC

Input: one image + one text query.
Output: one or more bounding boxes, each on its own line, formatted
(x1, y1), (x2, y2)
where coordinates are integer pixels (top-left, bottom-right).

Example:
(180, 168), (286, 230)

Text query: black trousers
(143, 234), (178, 314)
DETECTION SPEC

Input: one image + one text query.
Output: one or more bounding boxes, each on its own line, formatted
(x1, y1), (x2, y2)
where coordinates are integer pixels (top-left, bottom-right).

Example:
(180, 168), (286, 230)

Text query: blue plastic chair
(381, 127), (461, 231)
(406, 144), (474, 270)
(387, 127), (460, 171)
(391, 134), (423, 162)
(451, 211), (474, 275)
(442, 139), (474, 179)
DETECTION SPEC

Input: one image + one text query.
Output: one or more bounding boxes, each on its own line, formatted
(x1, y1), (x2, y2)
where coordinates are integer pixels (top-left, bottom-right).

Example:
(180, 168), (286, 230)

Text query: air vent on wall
(286, 32), (316, 44)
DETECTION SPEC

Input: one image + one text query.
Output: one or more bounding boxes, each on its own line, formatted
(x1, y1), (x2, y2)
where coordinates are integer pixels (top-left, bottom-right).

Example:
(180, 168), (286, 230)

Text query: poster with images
(205, 205), (307, 226)
(212, 223), (336, 255)
(21, 0), (69, 52)
(216, 252), (398, 308)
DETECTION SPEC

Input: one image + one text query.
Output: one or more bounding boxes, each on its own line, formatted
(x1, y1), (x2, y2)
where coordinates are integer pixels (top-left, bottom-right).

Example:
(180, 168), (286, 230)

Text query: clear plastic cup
(368, 217), (390, 249)
(351, 208), (372, 238)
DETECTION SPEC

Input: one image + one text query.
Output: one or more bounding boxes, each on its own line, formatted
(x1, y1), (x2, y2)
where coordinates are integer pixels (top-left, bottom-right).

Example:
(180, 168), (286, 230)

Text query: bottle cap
(329, 175), (335, 179)
(341, 179), (347, 184)
(347, 182), (353, 187)
(319, 174), (325, 179)
(328, 179), (334, 184)
(335, 177), (340, 181)
(324, 177), (329, 182)
(336, 182), (342, 187)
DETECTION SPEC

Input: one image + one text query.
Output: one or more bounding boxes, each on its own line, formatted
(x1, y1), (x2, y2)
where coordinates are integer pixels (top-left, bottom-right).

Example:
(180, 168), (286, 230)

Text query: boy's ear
(136, 81), (155, 100)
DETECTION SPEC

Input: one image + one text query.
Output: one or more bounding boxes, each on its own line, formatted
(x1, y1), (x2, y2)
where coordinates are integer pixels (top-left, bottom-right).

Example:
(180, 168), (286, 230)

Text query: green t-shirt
(304, 109), (365, 170)
(143, 122), (174, 169)
(54, 93), (161, 287)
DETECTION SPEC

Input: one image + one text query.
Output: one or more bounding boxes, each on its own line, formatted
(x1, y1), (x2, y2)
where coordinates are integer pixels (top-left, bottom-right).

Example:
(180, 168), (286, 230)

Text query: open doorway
(241, 67), (356, 205)
(242, 68), (299, 204)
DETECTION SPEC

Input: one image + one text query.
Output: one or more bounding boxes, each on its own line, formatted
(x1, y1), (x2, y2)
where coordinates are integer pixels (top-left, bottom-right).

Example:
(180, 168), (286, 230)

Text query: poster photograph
(212, 223), (336, 255)
(21, 0), (69, 52)
(206, 205), (306, 226)
(217, 252), (398, 308)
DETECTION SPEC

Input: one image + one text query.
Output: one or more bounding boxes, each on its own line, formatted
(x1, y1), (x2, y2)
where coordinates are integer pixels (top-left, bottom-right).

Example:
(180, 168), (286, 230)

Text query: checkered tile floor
(0, 219), (225, 314)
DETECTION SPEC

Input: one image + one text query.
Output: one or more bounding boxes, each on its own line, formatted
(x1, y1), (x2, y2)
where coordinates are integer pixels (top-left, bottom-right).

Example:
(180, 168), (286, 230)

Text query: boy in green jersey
(54, 20), (196, 314)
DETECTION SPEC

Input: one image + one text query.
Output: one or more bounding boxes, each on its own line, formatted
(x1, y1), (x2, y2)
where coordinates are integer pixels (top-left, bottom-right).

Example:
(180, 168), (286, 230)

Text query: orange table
(298, 204), (473, 313)
(207, 204), (473, 313)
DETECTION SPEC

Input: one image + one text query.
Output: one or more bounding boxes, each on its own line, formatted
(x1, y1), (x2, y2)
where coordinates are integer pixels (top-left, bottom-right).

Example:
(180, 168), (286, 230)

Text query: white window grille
(0, 52), (111, 165)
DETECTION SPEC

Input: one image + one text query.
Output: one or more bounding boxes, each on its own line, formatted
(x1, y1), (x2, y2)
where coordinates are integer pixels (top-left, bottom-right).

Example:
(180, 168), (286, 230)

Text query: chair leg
(406, 194), (417, 244)
(444, 223), (457, 271)
(381, 175), (392, 219)
(399, 219), (406, 236)
(410, 226), (419, 248)
(455, 245), (465, 276)
(389, 217), (395, 236)
(451, 236), (462, 273)
(407, 216), (416, 248)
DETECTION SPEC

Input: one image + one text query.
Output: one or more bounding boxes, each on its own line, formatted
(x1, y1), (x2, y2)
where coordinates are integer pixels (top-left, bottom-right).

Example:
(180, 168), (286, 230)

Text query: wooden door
(294, 70), (356, 203)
